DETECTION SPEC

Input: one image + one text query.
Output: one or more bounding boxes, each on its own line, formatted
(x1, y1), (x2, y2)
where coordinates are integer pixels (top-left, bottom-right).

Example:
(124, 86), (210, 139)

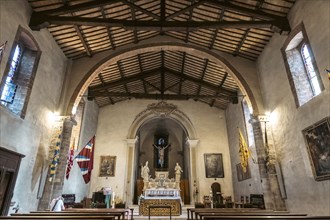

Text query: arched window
(301, 43), (321, 96)
(282, 23), (324, 107)
(0, 26), (41, 118)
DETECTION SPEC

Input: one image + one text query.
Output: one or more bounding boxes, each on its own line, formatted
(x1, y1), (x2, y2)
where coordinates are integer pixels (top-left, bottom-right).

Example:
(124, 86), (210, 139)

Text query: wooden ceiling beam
(166, 0), (206, 21)
(210, 72), (228, 106)
(29, 16), (289, 32)
(206, 0), (286, 21)
(89, 67), (161, 92)
(98, 74), (114, 105)
(137, 54), (147, 93)
(117, 61), (130, 94)
(164, 67), (237, 97)
(100, 6), (116, 49)
(120, 0), (160, 20)
(195, 59), (209, 96)
(73, 25), (92, 57)
(178, 52), (186, 94)
(34, 0), (120, 16)
(87, 91), (236, 100)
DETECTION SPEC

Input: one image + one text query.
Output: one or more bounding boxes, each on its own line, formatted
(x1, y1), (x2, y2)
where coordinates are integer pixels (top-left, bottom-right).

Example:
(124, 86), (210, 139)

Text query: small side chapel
(0, 0), (329, 218)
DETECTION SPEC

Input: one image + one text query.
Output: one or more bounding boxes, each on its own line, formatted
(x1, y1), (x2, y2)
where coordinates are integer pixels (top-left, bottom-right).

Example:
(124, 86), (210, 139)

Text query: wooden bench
(198, 212), (307, 220)
(31, 208), (131, 220)
(188, 208), (275, 220)
(202, 216), (330, 220)
(12, 213), (120, 219)
(0, 216), (115, 220)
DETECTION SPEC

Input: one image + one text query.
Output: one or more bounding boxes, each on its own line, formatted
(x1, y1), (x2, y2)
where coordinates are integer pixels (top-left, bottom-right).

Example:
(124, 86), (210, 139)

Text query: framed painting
(99, 155), (116, 177)
(236, 163), (251, 181)
(302, 117), (330, 181)
(204, 153), (224, 178)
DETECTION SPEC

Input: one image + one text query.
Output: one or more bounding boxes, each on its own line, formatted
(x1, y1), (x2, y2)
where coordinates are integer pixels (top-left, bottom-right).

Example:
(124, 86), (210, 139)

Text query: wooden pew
(31, 208), (130, 220)
(0, 216), (115, 220)
(188, 208), (277, 220)
(198, 212), (307, 220)
(11, 213), (120, 219)
(202, 216), (330, 220)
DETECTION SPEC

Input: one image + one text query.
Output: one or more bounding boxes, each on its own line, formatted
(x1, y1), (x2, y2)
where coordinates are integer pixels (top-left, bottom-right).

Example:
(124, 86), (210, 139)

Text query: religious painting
(236, 163), (251, 181)
(302, 117), (330, 181)
(204, 153), (224, 178)
(99, 155), (116, 177)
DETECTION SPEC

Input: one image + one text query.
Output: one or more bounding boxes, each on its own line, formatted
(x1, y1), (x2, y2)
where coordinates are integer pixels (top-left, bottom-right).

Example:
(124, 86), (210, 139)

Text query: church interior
(0, 0), (329, 218)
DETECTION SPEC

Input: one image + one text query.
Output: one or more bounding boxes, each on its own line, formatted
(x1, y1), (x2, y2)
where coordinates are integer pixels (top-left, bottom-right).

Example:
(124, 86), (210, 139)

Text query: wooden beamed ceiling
(28, 0), (296, 109)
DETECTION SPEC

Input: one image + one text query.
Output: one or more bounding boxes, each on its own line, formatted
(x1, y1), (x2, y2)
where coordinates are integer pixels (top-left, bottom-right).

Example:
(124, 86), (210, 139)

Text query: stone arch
(66, 41), (260, 116)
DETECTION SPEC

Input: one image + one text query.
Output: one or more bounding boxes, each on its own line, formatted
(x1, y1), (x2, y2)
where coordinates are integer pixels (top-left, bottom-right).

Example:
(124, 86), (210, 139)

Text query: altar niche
(153, 135), (170, 169)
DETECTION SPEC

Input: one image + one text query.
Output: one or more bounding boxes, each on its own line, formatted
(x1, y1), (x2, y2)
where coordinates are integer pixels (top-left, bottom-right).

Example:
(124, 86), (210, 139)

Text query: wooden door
(0, 147), (25, 215)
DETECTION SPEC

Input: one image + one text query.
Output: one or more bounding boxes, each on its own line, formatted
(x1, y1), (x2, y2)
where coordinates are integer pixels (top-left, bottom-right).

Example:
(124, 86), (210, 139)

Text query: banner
(238, 128), (251, 173)
(65, 139), (75, 179)
(75, 136), (95, 183)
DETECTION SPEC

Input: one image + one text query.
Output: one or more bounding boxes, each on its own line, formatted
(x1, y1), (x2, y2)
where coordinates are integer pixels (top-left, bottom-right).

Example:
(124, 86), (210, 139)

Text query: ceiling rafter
(164, 67), (237, 97)
(141, 78), (161, 92)
(62, 0), (91, 57)
(89, 67), (162, 92)
(117, 61), (130, 94)
(178, 52), (186, 94)
(137, 54), (147, 93)
(195, 59), (209, 97)
(209, 8), (225, 50)
(88, 91), (237, 101)
(161, 50), (165, 97)
(233, 0), (265, 56)
(98, 74), (115, 105)
(185, 0), (195, 43)
(120, 0), (160, 20)
(33, 0), (121, 16)
(29, 16), (290, 33)
(100, 6), (116, 49)
(166, 0), (206, 21)
(73, 25), (92, 57)
(128, 0), (138, 44)
(210, 72), (228, 107)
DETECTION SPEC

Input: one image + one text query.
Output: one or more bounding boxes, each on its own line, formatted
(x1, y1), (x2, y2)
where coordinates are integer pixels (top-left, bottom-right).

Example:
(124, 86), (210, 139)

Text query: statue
(141, 161), (150, 181)
(153, 138), (170, 168)
(174, 163), (183, 182)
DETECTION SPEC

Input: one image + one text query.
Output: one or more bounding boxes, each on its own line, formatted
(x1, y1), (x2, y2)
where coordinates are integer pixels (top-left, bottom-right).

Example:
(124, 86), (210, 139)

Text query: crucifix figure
(153, 137), (170, 168)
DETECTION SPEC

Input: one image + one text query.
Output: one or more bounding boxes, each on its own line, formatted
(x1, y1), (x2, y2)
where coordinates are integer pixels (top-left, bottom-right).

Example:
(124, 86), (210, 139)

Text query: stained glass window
(1, 45), (21, 104)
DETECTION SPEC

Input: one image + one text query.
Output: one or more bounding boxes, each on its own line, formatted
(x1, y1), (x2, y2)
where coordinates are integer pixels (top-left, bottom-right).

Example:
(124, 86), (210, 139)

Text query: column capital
(186, 139), (199, 148)
(249, 114), (269, 124)
(126, 138), (138, 147)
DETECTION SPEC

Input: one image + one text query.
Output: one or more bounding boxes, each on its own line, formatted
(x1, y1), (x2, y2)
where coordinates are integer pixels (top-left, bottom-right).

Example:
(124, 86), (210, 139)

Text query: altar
(139, 169), (182, 216)
(139, 198), (181, 216)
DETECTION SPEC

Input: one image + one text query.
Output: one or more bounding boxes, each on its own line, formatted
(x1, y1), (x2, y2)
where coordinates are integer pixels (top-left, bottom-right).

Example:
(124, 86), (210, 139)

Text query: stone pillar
(250, 115), (286, 211)
(38, 116), (76, 210)
(186, 139), (199, 205)
(125, 138), (137, 205)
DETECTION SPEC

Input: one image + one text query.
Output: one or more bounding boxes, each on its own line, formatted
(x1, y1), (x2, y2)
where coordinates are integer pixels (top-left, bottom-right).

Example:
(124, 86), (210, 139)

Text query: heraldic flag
(65, 139), (75, 179)
(238, 128), (252, 173)
(75, 136), (95, 183)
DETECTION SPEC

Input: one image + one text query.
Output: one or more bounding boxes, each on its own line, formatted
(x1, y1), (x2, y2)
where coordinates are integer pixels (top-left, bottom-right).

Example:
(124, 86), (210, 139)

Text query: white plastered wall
(257, 0), (330, 215)
(89, 99), (234, 203)
(0, 0), (68, 213)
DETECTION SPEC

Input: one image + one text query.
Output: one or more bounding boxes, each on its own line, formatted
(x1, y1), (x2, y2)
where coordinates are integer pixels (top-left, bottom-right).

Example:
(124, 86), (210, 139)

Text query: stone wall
(257, 0), (330, 215)
(0, 0), (68, 213)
